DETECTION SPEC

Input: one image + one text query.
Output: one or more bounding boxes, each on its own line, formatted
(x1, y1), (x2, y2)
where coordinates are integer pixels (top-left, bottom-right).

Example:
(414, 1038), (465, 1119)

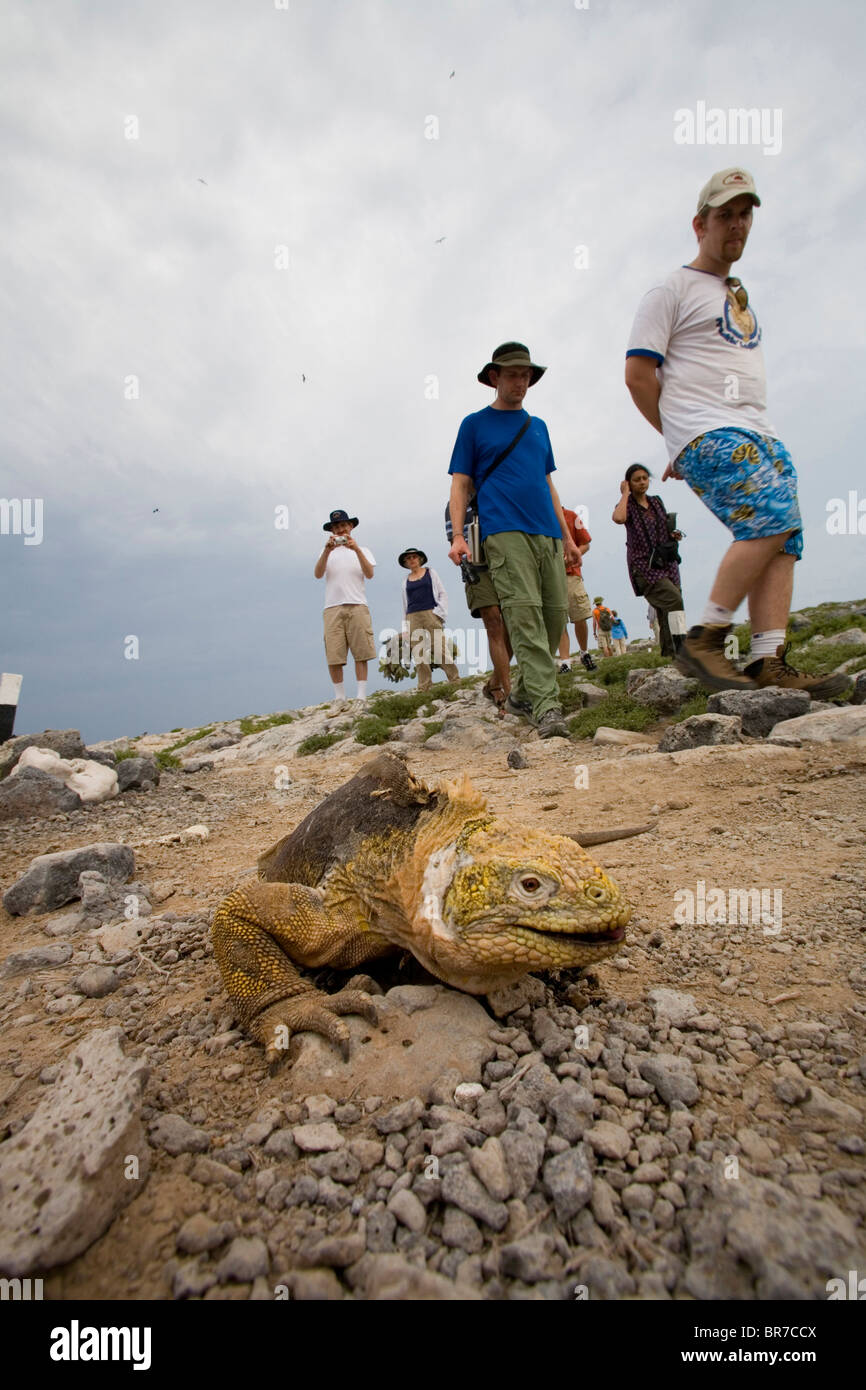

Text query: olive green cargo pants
(484, 531), (568, 720)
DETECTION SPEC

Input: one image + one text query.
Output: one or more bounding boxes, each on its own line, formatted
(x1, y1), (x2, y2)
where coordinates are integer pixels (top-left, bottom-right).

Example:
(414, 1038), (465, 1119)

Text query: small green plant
(162, 726), (215, 755)
(354, 716), (394, 747)
(238, 713), (295, 737)
(113, 748), (138, 761)
(422, 720), (444, 739)
(297, 731), (344, 756)
(156, 750), (182, 770)
(567, 691), (657, 741)
(668, 692), (709, 723)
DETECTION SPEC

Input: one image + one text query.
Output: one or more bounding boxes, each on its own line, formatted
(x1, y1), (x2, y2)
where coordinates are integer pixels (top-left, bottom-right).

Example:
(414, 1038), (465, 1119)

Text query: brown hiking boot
(674, 624), (759, 693)
(743, 642), (851, 698)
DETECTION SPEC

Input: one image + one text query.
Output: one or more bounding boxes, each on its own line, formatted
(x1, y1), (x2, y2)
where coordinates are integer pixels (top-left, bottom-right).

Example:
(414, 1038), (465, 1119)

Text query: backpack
(598, 608), (613, 632)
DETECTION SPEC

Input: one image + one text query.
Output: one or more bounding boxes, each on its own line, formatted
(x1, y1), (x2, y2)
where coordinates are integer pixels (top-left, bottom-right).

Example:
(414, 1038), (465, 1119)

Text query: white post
(0, 673), (22, 742)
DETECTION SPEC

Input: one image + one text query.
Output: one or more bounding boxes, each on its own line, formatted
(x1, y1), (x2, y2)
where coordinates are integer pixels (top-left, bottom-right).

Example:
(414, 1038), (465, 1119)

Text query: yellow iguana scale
(211, 751), (631, 1063)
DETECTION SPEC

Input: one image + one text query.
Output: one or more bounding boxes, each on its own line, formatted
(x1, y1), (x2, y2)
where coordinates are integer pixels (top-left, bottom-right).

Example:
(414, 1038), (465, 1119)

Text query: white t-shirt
(323, 544), (375, 608)
(627, 266), (776, 462)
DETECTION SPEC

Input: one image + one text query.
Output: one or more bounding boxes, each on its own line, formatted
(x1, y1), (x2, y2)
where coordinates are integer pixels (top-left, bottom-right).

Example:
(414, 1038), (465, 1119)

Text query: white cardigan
(402, 566), (448, 623)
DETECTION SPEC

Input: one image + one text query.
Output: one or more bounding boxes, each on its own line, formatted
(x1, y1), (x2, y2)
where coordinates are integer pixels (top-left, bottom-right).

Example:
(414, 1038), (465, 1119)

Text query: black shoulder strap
(477, 414), (532, 491)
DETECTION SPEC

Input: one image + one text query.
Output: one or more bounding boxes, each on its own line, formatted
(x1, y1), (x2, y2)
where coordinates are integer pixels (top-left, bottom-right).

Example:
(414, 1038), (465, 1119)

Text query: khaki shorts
(464, 566), (500, 618)
(323, 604), (376, 665)
(566, 574), (592, 623)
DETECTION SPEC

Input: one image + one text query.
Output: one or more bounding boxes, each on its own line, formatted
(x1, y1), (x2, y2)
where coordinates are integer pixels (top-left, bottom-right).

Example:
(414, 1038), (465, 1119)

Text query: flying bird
(449, 70), (455, 78)
(152, 508), (159, 513)
(301, 373), (306, 382)
(434, 236), (446, 244)
(197, 178), (208, 185)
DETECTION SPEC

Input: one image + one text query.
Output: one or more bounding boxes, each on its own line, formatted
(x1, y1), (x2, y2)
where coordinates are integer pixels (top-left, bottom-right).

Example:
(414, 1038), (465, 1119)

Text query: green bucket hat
(478, 341), (546, 387)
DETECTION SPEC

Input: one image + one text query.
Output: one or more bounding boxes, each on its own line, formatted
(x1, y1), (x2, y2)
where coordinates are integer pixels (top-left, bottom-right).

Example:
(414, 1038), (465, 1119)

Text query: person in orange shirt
(557, 507), (597, 672)
(592, 596), (615, 658)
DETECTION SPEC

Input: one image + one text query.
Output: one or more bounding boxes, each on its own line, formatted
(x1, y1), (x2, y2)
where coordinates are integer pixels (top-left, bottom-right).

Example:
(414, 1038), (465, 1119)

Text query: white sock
(332, 681), (345, 699)
(356, 680), (368, 699)
(701, 601), (737, 627)
(750, 629), (785, 659)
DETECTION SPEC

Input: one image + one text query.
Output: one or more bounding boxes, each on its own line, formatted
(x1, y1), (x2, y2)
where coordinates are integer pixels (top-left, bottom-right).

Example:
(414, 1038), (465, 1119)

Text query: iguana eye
(520, 876), (541, 893)
(511, 871), (553, 904)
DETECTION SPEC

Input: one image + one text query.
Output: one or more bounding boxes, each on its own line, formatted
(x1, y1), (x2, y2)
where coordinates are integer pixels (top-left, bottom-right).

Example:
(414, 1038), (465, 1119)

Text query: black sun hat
(478, 341), (546, 387)
(323, 508), (359, 531)
(398, 547), (428, 568)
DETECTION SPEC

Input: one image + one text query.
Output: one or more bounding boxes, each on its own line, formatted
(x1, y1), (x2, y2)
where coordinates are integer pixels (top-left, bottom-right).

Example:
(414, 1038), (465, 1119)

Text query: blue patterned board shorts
(673, 428), (803, 560)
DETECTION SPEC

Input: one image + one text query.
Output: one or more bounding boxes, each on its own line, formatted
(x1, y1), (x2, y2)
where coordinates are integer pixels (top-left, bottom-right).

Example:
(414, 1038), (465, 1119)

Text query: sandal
(482, 680), (508, 719)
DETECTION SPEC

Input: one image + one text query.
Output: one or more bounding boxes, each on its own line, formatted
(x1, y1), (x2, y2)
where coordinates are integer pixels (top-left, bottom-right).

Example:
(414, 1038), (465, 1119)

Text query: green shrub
(113, 748), (138, 761)
(297, 732), (344, 756)
(155, 750), (182, 770)
(668, 693), (709, 723)
(423, 721), (444, 739)
(353, 716), (394, 747)
(238, 713), (295, 737)
(567, 692), (657, 740)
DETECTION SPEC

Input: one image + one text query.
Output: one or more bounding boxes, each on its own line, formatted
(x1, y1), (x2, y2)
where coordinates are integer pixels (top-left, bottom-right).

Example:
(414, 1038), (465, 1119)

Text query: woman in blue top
(399, 547), (460, 691)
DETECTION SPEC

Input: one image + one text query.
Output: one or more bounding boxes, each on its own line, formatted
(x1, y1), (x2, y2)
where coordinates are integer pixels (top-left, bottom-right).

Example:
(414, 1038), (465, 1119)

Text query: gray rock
(0, 1029), (149, 1275)
(592, 727), (656, 746)
(442, 1206), (484, 1253)
(292, 1122), (344, 1152)
(547, 1081), (594, 1142)
(309, 1150), (361, 1184)
(282, 1269), (344, 1301)
(262, 1128), (300, 1160)
(384, 986), (441, 1014)
(176, 1214), (232, 1254)
(149, 1113), (211, 1156)
(658, 714), (742, 752)
(215, 1236), (269, 1282)
(627, 667), (698, 712)
(648, 987), (698, 1028)
(500, 1234), (560, 1282)
(387, 1188), (427, 1232)
(486, 976), (547, 1018)
(116, 756), (161, 792)
(585, 1121), (631, 1161)
(0, 728), (87, 780)
(769, 707), (866, 743)
(441, 1158), (508, 1230)
(851, 671), (866, 705)
(685, 1170), (864, 1299)
(812, 626), (866, 646)
(468, 1136), (512, 1201)
(706, 687), (810, 737)
(0, 766), (83, 822)
(573, 682), (608, 707)
(3, 843), (135, 916)
(638, 1053), (700, 1106)
(499, 1128), (544, 1201)
(296, 1229), (366, 1269)
(543, 1144), (593, 1222)
(354, 1252), (475, 1300)
(374, 1097), (424, 1134)
(507, 748), (528, 769)
(72, 966), (120, 998)
(0, 942), (73, 978)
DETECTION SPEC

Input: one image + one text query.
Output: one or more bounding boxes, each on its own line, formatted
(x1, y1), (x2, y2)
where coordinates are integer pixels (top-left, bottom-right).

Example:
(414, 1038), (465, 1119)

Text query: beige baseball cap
(697, 167), (761, 212)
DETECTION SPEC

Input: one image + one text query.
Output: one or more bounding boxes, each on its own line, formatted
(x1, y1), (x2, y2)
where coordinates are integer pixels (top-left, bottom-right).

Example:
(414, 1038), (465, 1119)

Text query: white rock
(769, 707), (866, 743)
(11, 747), (118, 803)
(0, 1029), (149, 1275)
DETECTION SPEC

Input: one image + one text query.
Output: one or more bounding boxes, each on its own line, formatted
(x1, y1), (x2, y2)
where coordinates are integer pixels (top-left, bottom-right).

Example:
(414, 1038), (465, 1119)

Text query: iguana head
(403, 795), (631, 993)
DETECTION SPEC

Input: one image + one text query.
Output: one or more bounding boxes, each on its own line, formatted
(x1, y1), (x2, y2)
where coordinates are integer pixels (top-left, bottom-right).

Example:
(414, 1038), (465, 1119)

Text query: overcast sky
(2, 0), (864, 743)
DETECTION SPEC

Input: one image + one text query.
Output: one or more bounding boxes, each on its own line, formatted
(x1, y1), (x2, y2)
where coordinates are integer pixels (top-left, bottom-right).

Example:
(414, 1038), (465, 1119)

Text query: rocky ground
(1, 639), (865, 1301)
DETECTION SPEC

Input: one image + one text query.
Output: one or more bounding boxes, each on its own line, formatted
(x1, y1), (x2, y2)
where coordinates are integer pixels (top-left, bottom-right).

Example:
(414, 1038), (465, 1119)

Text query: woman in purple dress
(612, 464), (685, 658)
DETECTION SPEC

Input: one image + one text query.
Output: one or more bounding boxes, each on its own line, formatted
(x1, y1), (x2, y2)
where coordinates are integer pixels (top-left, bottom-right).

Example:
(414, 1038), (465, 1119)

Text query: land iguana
(212, 751), (632, 1064)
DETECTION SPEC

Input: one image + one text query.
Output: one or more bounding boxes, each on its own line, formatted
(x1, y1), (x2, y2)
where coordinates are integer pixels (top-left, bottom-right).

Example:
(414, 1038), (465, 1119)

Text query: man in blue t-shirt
(447, 342), (579, 738)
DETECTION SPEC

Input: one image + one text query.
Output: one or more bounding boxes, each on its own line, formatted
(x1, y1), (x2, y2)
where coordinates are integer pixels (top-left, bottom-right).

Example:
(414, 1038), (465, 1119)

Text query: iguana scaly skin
(212, 751), (631, 1063)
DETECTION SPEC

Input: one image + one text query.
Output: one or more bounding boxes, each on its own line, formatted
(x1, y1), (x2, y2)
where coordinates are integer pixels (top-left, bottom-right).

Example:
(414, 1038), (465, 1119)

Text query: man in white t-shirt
(625, 167), (846, 698)
(314, 508), (376, 704)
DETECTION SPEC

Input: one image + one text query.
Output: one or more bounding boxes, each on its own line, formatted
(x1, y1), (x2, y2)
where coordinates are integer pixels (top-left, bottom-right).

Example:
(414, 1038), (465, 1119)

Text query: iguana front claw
(253, 988), (379, 1067)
